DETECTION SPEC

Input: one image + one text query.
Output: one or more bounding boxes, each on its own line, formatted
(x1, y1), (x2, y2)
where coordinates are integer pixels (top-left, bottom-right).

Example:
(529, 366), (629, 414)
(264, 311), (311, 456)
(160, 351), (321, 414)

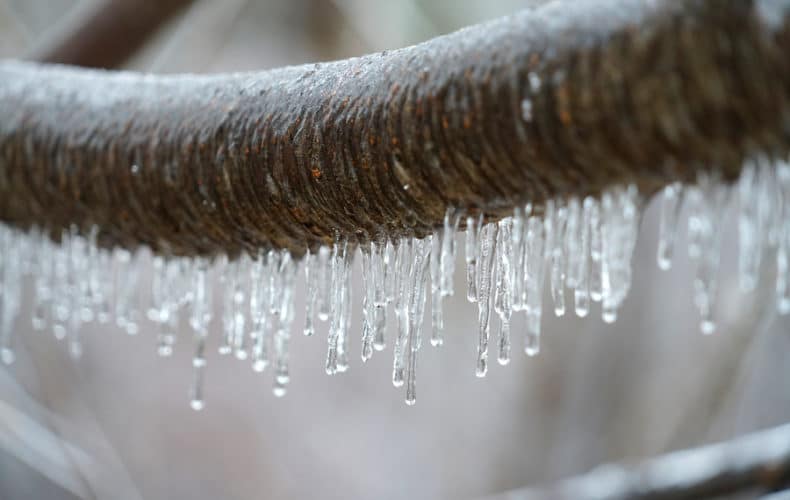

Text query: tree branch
(30, 0), (196, 69)
(1, 0), (789, 256)
(488, 423), (790, 500)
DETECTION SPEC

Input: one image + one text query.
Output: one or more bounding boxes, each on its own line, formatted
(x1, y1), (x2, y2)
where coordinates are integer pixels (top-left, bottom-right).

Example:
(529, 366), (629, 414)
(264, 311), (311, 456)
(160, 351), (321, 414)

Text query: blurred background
(2, 1), (790, 499)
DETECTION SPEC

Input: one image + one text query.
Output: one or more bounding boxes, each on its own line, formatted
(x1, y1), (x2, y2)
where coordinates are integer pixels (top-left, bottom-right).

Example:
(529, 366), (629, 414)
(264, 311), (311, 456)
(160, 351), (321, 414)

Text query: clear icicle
(574, 197), (593, 317)
(392, 238), (414, 387)
(465, 214), (482, 303)
(32, 234), (53, 331)
(326, 238), (349, 375)
(189, 262), (212, 410)
(0, 228), (21, 365)
(524, 216), (546, 356)
(589, 197), (604, 303)
(657, 182), (683, 271)
(371, 240), (388, 351)
(405, 236), (431, 405)
(430, 230), (444, 347)
(219, 257), (235, 356)
(115, 248), (141, 335)
(383, 238), (397, 305)
(777, 161), (790, 314)
(336, 264), (353, 373)
(440, 208), (461, 297)
(548, 201), (568, 317)
(475, 223), (498, 377)
(361, 244), (375, 361)
(303, 249), (318, 336)
(316, 245), (332, 321)
(737, 160), (763, 292)
(250, 253), (269, 372)
(688, 174), (728, 334)
(600, 185), (640, 324)
(51, 232), (70, 340)
(273, 251), (297, 396)
(231, 258), (249, 360)
(511, 205), (528, 312)
(495, 219), (513, 366)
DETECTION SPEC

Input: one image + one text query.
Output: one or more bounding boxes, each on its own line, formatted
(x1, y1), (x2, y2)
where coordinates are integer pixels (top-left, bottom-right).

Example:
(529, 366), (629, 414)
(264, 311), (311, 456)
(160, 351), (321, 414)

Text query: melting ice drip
(0, 158), (788, 408)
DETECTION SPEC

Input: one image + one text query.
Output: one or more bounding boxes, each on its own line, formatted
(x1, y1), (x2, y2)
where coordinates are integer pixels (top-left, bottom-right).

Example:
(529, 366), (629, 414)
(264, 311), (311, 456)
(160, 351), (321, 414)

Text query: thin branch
(487, 423), (790, 500)
(29, 0), (195, 69)
(1, 0), (789, 256)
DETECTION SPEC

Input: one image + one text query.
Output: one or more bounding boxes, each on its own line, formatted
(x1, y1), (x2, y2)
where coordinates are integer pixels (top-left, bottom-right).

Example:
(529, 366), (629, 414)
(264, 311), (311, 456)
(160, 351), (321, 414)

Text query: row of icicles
(0, 158), (788, 407)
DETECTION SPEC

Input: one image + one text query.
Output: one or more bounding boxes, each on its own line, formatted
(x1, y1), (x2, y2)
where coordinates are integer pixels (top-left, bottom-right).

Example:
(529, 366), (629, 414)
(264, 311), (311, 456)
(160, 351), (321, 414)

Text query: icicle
(405, 236), (431, 405)
(524, 216), (546, 356)
(219, 257), (235, 355)
(657, 182), (683, 271)
(430, 229), (444, 347)
(589, 197), (603, 302)
(547, 200), (568, 317)
(115, 248), (141, 335)
(475, 223), (498, 377)
(371, 240), (388, 351)
(51, 231), (71, 340)
(495, 219), (513, 365)
(465, 214), (483, 303)
(316, 245), (332, 321)
(250, 252), (271, 372)
(32, 234), (53, 331)
(737, 160), (766, 292)
(361, 244), (376, 361)
(440, 208), (461, 297)
(392, 238), (414, 387)
(687, 174), (728, 334)
(511, 205), (528, 312)
(0, 227), (21, 365)
(189, 261), (212, 410)
(574, 197), (593, 317)
(303, 250), (318, 337)
(65, 227), (86, 358)
(273, 251), (297, 396)
(335, 262), (353, 373)
(153, 258), (181, 356)
(600, 185), (640, 324)
(383, 238), (397, 305)
(777, 161), (790, 314)
(326, 238), (350, 375)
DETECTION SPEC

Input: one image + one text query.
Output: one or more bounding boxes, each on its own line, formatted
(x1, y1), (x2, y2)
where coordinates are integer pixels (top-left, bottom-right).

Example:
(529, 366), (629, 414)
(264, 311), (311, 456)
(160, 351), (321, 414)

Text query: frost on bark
(0, 0), (788, 259)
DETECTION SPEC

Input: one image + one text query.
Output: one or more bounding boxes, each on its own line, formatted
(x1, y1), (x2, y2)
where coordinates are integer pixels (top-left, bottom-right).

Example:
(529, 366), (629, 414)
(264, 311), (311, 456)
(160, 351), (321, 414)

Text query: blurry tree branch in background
(30, 0), (195, 69)
(492, 422), (790, 500)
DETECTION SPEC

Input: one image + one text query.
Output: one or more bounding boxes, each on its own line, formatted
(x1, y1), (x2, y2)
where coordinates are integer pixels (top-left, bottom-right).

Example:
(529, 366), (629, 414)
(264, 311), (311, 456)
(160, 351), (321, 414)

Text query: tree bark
(1, 0), (789, 257)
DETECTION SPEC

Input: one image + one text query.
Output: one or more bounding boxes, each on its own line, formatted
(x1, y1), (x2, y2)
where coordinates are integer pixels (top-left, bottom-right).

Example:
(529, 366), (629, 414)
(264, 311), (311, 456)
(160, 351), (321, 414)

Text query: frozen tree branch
(1, 0), (789, 257)
(488, 423), (790, 500)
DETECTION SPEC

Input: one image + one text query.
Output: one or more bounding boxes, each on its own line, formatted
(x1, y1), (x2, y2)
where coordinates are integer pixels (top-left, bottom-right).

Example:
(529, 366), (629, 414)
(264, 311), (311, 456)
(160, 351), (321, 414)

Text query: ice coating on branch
(3, 158), (790, 406)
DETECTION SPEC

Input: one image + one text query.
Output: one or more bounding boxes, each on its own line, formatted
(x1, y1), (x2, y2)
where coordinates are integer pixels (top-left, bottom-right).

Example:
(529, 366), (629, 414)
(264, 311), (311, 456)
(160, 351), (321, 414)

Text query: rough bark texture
(1, 0), (789, 257)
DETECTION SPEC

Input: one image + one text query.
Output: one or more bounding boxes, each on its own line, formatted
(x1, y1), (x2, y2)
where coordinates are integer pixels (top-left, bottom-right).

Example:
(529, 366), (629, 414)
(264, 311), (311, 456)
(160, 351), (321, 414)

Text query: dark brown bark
(1, 0), (789, 257)
(32, 0), (195, 69)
